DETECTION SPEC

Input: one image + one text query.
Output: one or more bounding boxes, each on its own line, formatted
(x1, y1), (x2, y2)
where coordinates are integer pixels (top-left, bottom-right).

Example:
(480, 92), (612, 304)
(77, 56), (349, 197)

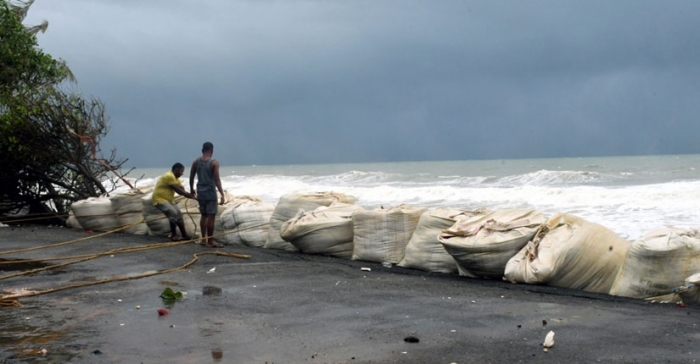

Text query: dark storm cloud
(23, 0), (700, 167)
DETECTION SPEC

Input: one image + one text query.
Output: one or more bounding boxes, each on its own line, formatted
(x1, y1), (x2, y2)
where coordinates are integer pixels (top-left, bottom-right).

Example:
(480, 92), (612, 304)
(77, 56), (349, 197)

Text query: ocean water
(116, 154), (700, 241)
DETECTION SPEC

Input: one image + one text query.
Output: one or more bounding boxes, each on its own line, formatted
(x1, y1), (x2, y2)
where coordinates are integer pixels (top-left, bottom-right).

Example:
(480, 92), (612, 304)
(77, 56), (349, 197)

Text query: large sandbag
(265, 192), (357, 251)
(213, 196), (252, 245)
(218, 196), (275, 247)
(71, 197), (121, 232)
(609, 227), (700, 299)
(398, 208), (491, 274)
(438, 209), (546, 278)
(351, 204), (428, 264)
(109, 186), (153, 235)
(505, 213), (630, 294)
(178, 197), (202, 238)
(281, 202), (364, 259)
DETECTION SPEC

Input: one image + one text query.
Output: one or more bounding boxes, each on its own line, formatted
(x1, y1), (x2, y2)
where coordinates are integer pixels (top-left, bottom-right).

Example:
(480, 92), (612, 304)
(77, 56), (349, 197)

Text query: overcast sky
(23, 0), (700, 168)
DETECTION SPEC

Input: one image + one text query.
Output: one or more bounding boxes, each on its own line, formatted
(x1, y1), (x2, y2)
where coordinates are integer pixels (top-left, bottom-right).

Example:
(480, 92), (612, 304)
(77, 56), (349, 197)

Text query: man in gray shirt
(189, 141), (226, 248)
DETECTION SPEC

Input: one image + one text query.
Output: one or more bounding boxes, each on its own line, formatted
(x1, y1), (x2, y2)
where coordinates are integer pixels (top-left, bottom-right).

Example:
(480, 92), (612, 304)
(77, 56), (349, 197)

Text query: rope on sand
(0, 213), (70, 224)
(0, 212), (194, 256)
(0, 250), (250, 307)
(0, 223), (267, 278)
(0, 220), (144, 256)
(0, 223), (268, 307)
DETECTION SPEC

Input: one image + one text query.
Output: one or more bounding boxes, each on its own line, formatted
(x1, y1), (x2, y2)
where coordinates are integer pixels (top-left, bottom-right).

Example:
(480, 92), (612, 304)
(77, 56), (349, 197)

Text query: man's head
(202, 142), (214, 154)
(171, 162), (185, 177)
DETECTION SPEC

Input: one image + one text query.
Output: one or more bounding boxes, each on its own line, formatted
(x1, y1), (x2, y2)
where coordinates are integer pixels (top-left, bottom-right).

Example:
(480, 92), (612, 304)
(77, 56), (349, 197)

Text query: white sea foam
(104, 155), (700, 241)
(496, 170), (606, 186)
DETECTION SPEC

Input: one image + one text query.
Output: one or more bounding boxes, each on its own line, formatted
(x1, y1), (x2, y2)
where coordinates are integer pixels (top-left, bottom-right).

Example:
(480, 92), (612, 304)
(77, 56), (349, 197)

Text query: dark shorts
(198, 199), (218, 215)
(155, 202), (183, 223)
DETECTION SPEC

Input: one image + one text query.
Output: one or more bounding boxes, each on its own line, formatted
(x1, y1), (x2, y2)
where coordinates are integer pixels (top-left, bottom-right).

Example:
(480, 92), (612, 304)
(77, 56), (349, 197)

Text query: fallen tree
(0, 1), (130, 220)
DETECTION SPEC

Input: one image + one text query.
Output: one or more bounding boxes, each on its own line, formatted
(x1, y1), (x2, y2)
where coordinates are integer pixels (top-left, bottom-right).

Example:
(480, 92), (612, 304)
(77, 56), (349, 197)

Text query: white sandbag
(109, 186), (153, 235)
(675, 273), (700, 305)
(212, 196), (253, 245)
(219, 196), (275, 247)
(351, 204), (428, 264)
(399, 208), (491, 274)
(505, 213), (630, 294)
(281, 202), (364, 259)
(609, 227), (700, 299)
(71, 196), (121, 232)
(178, 197), (202, 238)
(65, 211), (82, 229)
(438, 209), (546, 278)
(265, 192), (357, 251)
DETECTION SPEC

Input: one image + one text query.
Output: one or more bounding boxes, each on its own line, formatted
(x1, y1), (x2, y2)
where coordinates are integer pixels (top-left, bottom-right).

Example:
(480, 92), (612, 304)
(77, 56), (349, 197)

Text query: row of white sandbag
(67, 189), (700, 304)
(257, 192), (700, 304)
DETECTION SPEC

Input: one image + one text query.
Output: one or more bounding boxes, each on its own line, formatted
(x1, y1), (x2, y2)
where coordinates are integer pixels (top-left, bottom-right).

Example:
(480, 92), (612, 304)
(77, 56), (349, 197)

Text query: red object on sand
(157, 308), (170, 316)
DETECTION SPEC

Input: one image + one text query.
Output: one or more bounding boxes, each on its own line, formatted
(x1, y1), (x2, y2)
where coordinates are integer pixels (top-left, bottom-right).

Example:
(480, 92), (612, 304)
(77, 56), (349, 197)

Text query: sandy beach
(0, 224), (698, 363)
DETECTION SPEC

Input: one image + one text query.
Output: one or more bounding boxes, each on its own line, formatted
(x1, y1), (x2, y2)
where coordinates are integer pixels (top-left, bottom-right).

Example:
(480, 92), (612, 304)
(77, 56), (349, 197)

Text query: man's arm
(172, 184), (194, 199)
(212, 160), (225, 205)
(189, 159), (197, 196)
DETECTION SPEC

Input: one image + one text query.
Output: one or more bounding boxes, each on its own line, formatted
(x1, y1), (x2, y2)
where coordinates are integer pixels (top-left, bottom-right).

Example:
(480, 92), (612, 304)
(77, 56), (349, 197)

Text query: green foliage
(0, 2), (66, 97)
(0, 1), (129, 217)
(160, 287), (184, 301)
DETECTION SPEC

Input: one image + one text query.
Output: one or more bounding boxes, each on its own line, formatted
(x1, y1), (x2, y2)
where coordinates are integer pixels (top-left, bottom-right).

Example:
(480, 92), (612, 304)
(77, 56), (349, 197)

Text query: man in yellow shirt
(153, 163), (195, 241)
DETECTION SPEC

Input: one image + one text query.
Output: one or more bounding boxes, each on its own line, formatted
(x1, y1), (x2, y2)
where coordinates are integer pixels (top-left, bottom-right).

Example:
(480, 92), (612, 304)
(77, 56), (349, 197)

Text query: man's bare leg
(206, 216), (216, 245)
(200, 215), (208, 245)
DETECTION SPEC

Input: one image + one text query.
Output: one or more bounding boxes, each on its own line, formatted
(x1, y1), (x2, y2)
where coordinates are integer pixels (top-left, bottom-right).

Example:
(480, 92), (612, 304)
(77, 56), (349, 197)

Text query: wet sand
(0, 225), (698, 363)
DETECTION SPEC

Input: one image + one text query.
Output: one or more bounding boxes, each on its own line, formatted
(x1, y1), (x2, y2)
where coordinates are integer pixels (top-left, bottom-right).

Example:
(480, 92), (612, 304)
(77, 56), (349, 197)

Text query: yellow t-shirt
(152, 171), (183, 205)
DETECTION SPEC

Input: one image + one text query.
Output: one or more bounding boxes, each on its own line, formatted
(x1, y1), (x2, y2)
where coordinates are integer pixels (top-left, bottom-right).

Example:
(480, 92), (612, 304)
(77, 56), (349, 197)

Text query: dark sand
(0, 225), (698, 363)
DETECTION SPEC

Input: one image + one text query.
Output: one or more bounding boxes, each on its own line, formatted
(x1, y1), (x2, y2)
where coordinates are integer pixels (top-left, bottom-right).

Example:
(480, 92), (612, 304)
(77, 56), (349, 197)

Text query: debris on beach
(404, 336), (420, 343)
(360, 267), (371, 271)
(211, 349), (223, 359)
(543, 330), (555, 352)
(160, 287), (183, 300)
(157, 308), (170, 316)
(202, 286), (222, 296)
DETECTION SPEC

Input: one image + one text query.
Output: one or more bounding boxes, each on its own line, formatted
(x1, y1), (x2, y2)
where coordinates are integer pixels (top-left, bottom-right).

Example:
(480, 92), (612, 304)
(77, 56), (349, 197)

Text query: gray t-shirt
(194, 157), (217, 200)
